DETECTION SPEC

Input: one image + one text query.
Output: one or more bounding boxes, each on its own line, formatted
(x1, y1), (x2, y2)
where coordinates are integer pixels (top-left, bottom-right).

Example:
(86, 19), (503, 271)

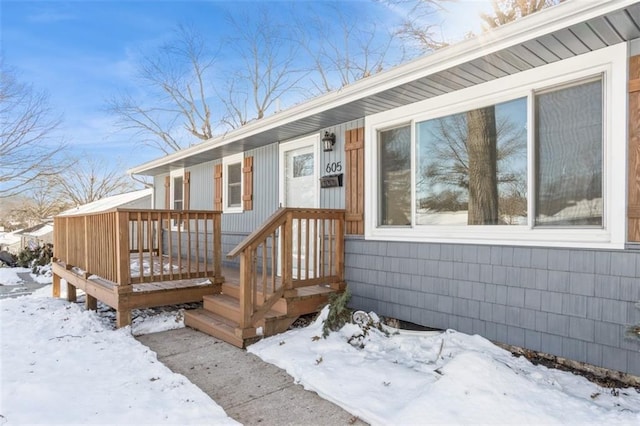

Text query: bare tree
(295, 4), (405, 94)
(20, 178), (71, 222)
(418, 104), (527, 224)
(0, 67), (67, 197)
(53, 156), (136, 206)
(107, 25), (218, 154)
(480, 0), (559, 30)
(385, 0), (453, 51)
(467, 107), (498, 224)
(219, 7), (306, 128)
(463, 0), (560, 222)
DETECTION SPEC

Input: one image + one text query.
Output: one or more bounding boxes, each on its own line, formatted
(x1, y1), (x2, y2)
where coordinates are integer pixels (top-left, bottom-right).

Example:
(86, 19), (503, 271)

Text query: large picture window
(379, 78), (602, 230)
(367, 44), (625, 247)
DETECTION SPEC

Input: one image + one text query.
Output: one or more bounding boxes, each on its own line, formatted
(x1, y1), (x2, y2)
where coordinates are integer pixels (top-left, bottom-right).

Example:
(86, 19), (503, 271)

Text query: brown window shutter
(345, 127), (364, 235)
(243, 156), (254, 211)
(214, 164), (223, 211)
(628, 55), (640, 241)
(183, 171), (191, 210)
(164, 175), (170, 210)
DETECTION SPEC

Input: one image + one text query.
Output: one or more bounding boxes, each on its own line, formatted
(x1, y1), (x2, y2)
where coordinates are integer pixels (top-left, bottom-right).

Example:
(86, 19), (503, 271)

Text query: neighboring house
(58, 188), (152, 216)
(0, 230), (23, 254)
(17, 222), (54, 249)
(121, 0), (640, 376)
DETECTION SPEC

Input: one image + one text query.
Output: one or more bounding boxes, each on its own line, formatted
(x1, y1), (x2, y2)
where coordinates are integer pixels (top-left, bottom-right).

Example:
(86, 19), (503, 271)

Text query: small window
(223, 153), (243, 213)
(227, 162), (242, 208)
(293, 153), (314, 177)
(379, 125), (411, 226)
(173, 176), (183, 211)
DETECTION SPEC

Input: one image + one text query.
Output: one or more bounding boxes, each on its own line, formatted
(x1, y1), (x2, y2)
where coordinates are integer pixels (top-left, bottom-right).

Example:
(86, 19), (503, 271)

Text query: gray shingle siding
(345, 237), (640, 376)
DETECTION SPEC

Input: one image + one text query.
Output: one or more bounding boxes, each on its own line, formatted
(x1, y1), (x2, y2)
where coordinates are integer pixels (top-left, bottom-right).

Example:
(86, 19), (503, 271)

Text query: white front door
(279, 136), (319, 278)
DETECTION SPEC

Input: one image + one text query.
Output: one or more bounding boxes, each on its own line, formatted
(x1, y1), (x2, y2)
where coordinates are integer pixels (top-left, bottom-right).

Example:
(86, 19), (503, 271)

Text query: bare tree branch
(383, 0), (453, 51)
(0, 66), (68, 197)
(107, 25), (218, 154)
(219, 7), (306, 127)
(296, 3), (406, 94)
(480, 0), (559, 30)
(52, 156), (136, 206)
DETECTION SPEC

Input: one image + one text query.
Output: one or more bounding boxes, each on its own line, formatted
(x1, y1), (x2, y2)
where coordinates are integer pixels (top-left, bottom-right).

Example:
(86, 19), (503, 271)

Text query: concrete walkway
(137, 327), (367, 426)
(0, 272), (49, 299)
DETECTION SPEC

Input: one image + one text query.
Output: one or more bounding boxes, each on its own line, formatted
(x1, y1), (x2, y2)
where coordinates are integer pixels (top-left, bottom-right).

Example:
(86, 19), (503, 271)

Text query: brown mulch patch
(512, 349), (640, 391)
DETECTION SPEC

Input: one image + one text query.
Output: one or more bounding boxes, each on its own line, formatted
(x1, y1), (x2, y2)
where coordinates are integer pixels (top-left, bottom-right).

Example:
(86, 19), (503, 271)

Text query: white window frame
(223, 153), (244, 214)
(365, 43), (627, 249)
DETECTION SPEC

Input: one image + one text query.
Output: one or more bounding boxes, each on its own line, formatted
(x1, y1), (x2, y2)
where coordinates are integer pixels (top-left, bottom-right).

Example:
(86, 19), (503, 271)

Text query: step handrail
(227, 207), (345, 331)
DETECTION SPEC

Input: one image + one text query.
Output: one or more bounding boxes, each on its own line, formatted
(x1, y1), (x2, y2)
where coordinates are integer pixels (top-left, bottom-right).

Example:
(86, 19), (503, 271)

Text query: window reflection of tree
(417, 98), (527, 225)
(293, 154), (314, 178)
(379, 126), (411, 226)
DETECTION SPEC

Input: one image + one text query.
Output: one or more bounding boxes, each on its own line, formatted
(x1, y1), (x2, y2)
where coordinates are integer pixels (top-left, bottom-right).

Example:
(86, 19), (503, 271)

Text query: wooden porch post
(282, 211), (293, 289)
(115, 210), (131, 286)
(213, 212), (223, 284)
(52, 272), (61, 298)
(335, 213), (345, 283)
(238, 252), (252, 330)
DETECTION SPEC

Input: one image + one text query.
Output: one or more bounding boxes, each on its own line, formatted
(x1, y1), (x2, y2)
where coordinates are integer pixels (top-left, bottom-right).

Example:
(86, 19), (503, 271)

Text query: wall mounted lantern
(322, 131), (336, 152)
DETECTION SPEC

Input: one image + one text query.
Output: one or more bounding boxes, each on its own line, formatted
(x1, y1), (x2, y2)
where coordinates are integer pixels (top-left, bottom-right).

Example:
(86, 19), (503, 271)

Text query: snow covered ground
(1, 266), (639, 425)
(0, 270), (237, 425)
(0, 267), (33, 286)
(249, 309), (640, 425)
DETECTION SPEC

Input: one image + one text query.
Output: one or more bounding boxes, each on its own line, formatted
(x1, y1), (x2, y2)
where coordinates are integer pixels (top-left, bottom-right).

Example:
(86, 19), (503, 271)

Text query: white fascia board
(128, 0), (635, 176)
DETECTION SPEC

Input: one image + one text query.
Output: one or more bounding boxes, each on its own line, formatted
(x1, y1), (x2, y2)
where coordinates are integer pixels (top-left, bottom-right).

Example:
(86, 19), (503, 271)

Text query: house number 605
(325, 161), (342, 173)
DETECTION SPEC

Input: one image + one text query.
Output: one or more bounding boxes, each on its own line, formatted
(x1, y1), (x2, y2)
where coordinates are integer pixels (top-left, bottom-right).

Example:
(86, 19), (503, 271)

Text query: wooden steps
(184, 308), (246, 348)
(184, 281), (342, 348)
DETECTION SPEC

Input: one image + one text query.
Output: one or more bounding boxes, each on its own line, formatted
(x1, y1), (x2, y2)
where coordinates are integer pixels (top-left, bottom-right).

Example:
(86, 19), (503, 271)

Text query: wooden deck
(53, 207), (346, 346)
(52, 259), (222, 326)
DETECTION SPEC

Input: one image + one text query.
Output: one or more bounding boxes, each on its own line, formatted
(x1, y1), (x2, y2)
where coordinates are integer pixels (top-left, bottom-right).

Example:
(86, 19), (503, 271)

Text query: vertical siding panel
(186, 161), (215, 210)
(163, 118), (361, 255)
(221, 143), (279, 234)
(317, 119), (362, 210)
(628, 55), (640, 241)
(163, 175), (170, 209)
(155, 175), (168, 209)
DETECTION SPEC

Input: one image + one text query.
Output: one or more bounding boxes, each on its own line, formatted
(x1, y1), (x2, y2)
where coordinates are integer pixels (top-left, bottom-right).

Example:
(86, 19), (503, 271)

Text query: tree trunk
(467, 106), (499, 225)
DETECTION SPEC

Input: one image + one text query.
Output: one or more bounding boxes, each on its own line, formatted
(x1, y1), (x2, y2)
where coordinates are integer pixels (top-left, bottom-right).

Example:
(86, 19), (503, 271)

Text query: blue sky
(2, 0), (491, 174)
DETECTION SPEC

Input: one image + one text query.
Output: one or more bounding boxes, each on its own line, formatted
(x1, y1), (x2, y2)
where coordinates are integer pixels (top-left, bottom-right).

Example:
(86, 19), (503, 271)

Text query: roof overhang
(129, 0), (640, 177)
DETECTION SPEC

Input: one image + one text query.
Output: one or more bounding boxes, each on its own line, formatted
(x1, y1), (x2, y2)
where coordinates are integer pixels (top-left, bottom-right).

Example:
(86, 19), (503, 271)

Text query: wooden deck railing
(227, 208), (345, 332)
(53, 209), (223, 286)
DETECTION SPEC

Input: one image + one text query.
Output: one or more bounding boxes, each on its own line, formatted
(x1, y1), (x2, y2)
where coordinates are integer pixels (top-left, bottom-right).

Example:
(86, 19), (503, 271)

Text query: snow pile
(249, 307), (640, 425)
(130, 257), (180, 278)
(0, 293), (237, 425)
(0, 267), (31, 285)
